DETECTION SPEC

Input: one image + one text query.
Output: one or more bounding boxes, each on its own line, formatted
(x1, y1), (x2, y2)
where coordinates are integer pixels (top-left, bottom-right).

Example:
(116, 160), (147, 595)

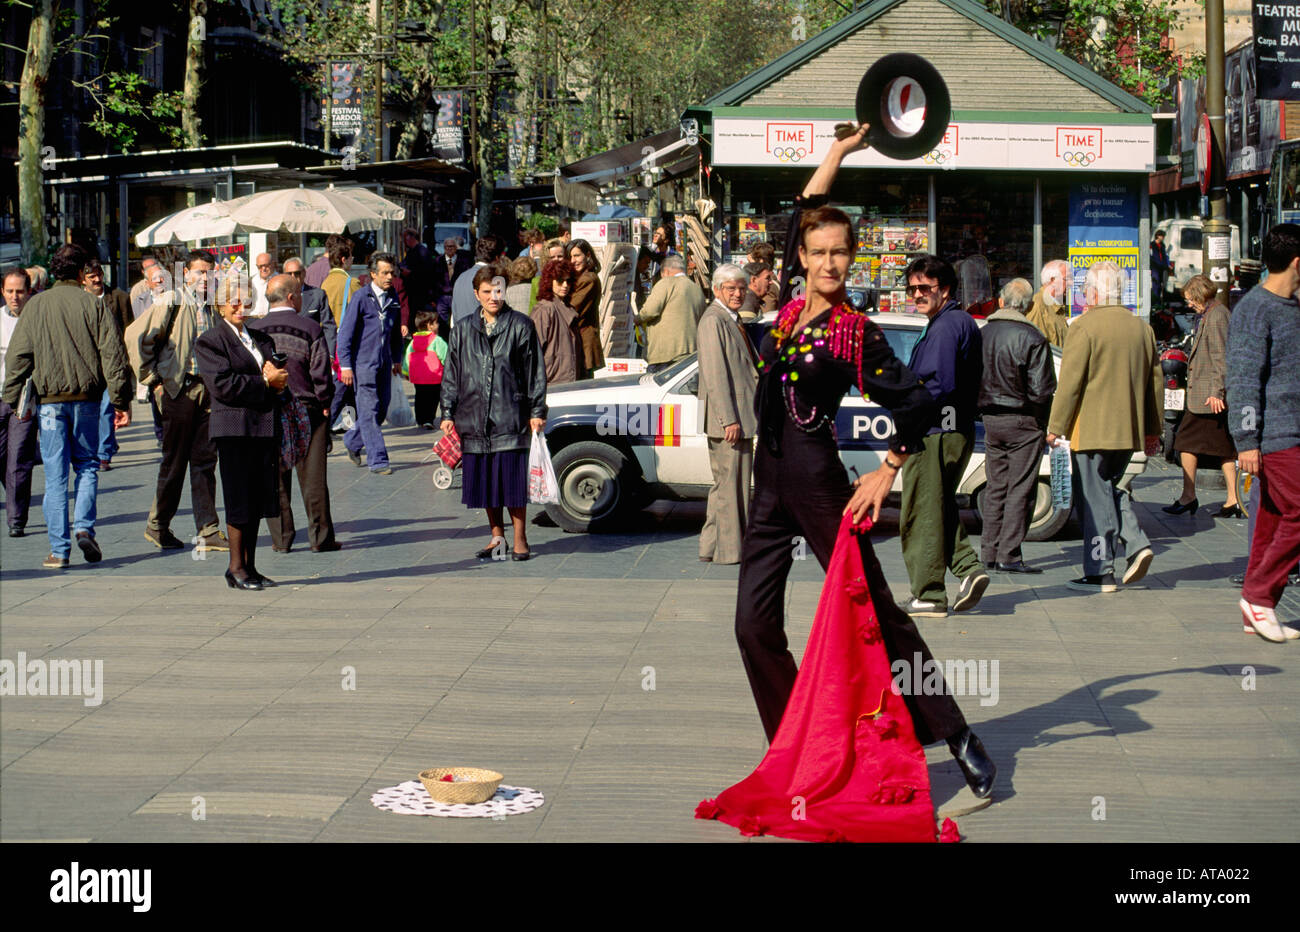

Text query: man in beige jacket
(1047, 261), (1163, 593)
(132, 248), (225, 551)
(1026, 259), (1071, 348)
(696, 264), (759, 564)
(636, 255), (706, 373)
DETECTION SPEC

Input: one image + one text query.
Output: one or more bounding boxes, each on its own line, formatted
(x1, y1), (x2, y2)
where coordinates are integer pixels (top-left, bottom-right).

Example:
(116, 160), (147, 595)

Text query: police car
(541, 313), (1146, 537)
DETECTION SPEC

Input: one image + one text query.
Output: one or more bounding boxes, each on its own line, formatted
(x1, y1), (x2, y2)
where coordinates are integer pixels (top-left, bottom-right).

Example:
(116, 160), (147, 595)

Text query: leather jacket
(977, 309), (1057, 422)
(442, 306), (547, 454)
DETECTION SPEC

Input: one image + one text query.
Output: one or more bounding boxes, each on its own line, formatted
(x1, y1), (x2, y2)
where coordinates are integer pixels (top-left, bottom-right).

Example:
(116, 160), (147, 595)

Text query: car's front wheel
(973, 478), (1071, 542)
(544, 440), (642, 533)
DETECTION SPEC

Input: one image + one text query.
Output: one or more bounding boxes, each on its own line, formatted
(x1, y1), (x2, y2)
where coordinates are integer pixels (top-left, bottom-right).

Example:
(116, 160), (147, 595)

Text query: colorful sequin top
(757, 298), (938, 458)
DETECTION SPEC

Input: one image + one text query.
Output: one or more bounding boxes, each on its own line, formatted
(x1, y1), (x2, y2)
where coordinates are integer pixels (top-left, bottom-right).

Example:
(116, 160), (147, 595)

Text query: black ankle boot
(947, 727), (996, 799)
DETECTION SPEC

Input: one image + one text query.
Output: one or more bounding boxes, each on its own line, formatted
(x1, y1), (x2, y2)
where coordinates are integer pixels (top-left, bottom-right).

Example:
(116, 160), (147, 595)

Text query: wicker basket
(418, 767), (503, 805)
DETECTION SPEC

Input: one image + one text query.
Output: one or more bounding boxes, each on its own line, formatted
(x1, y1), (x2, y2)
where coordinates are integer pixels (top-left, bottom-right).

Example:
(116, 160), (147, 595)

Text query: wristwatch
(884, 457), (903, 470)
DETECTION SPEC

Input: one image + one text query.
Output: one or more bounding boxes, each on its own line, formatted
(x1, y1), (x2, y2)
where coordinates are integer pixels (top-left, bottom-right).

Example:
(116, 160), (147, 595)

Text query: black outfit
(977, 311), (1057, 565)
(0, 398), (38, 530)
(195, 323), (281, 524)
(300, 285), (338, 359)
(249, 309), (337, 551)
(413, 384), (441, 425)
(442, 306), (547, 510)
(736, 290), (967, 745)
(433, 252), (473, 323)
(400, 242), (436, 315)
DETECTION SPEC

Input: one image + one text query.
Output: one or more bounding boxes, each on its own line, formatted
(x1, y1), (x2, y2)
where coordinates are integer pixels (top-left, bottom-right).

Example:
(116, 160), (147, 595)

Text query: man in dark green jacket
(1, 244), (132, 568)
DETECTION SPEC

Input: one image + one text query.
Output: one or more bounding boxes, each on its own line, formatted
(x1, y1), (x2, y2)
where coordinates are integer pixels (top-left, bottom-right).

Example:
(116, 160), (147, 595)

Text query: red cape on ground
(698, 514), (941, 842)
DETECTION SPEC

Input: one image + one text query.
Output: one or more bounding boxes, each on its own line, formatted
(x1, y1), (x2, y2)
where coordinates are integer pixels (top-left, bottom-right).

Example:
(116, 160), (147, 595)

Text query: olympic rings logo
(772, 146), (807, 162)
(923, 149), (951, 164)
(1062, 151), (1097, 166)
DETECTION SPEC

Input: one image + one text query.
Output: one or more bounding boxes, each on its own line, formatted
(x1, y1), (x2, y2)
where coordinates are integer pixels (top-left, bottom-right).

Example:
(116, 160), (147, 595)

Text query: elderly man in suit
(249, 274), (340, 553)
(636, 255), (706, 373)
(1047, 261), (1162, 593)
(696, 263), (760, 565)
(1027, 259), (1071, 348)
(432, 238), (472, 324)
(283, 256), (337, 358)
(338, 251), (399, 475)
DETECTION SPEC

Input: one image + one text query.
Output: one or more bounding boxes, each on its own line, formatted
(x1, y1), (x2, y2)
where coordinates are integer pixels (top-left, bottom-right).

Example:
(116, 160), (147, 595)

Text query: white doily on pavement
(370, 781), (545, 818)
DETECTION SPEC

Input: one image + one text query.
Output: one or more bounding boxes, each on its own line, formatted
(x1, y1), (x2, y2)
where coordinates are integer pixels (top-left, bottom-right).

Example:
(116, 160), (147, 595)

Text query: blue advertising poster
(1067, 182), (1140, 315)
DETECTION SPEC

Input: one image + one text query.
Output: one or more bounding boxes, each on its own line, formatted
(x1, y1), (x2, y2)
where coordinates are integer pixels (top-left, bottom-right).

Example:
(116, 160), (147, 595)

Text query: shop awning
(306, 156), (471, 190)
(555, 129), (700, 211)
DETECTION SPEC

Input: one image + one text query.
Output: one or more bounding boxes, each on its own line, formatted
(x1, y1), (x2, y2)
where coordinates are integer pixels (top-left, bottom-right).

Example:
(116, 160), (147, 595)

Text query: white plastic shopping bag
(528, 430), (560, 505)
(1049, 439), (1072, 513)
(386, 372), (416, 428)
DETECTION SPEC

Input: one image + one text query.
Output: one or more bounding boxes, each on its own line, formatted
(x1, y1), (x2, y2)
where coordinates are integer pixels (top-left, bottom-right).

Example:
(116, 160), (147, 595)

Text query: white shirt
(0, 304), (21, 386)
(225, 320), (263, 368)
(249, 277), (271, 318)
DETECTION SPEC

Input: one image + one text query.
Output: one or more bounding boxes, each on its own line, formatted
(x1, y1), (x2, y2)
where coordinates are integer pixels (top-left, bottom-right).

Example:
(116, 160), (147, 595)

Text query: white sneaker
(900, 597), (948, 618)
(1239, 599), (1292, 643)
(1122, 547), (1153, 585)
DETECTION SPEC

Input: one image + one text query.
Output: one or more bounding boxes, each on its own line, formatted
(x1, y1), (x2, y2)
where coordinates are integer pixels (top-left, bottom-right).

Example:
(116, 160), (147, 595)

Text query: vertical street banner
(1067, 182), (1140, 316)
(1253, 3), (1300, 100)
(326, 62), (365, 142)
(425, 91), (465, 164)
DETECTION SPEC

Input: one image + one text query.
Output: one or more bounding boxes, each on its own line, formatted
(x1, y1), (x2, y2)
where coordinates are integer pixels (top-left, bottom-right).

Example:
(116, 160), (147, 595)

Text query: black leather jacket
(977, 310), (1057, 422)
(442, 306), (548, 454)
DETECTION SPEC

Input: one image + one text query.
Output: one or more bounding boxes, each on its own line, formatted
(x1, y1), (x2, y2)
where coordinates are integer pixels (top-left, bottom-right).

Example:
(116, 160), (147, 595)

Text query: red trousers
(1243, 446), (1300, 608)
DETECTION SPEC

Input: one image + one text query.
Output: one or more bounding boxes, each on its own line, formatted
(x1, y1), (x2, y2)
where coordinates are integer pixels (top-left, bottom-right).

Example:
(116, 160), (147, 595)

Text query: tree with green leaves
(984, 0), (1203, 107)
(15, 0), (54, 264)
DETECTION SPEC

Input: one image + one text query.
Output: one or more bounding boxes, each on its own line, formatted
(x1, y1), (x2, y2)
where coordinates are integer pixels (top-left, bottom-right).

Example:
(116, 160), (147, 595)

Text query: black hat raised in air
(855, 53), (952, 161)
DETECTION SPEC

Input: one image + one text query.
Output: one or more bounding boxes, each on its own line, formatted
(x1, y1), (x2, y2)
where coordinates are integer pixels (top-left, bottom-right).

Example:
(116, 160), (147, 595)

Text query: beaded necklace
(770, 297), (871, 432)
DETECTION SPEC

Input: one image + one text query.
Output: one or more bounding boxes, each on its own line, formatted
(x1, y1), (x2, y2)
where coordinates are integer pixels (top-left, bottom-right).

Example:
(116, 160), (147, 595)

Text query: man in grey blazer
(696, 264), (759, 564)
(284, 257), (337, 359)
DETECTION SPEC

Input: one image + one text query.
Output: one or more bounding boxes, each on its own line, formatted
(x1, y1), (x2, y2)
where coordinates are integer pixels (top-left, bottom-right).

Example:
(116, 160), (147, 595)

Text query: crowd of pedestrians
(2, 216), (1298, 645)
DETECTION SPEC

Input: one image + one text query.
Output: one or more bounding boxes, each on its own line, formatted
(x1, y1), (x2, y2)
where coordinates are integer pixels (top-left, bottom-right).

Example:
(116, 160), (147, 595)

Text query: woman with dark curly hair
(531, 258), (583, 385)
(567, 238), (604, 376)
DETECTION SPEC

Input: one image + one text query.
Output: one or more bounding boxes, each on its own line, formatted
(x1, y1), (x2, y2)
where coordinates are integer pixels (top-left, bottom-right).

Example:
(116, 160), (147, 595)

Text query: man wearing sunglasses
(283, 256), (337, 360)
(897, 255), (988, 618)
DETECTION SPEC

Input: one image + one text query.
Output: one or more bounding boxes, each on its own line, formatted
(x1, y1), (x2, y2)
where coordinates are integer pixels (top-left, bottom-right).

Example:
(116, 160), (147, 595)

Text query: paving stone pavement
(2, 395), (1296, 842)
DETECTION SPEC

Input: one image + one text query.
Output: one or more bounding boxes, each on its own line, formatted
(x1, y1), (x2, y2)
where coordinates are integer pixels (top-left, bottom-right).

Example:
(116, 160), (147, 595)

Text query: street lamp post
(1204, 0), (1231, 303)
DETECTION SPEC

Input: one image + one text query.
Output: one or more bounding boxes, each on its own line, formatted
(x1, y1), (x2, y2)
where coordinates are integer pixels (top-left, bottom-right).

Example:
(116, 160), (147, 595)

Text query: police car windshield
(651, 355), (698, 386)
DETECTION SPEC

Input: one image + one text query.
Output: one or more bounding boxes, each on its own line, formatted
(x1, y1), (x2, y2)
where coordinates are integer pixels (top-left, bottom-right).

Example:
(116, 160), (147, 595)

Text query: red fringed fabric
(698, 513), (941, 842)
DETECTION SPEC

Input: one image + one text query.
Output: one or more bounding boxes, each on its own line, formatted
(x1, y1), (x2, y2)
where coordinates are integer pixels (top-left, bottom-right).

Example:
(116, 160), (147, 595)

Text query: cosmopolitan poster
(1067, 182), (1140, 316)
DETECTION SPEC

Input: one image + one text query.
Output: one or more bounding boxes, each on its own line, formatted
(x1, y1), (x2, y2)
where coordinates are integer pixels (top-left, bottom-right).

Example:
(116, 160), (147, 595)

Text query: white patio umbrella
(228, 185), (405, 234)
(134, 195), (261, 246)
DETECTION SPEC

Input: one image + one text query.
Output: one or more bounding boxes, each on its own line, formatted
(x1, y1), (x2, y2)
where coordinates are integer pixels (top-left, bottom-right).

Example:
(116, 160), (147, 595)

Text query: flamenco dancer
(713, 126), (996, 835)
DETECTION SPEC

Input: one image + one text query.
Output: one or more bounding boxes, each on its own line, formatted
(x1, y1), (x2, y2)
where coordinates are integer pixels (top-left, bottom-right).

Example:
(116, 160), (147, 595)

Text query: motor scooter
(1159, 330), (1194, 463)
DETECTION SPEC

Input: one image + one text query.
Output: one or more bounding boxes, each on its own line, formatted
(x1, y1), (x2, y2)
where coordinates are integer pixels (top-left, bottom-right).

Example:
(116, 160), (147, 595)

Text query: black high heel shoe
(225, 570), (263, 591)
(1162, 497), (1199, 515)
(248, 571), (277, 587)
(1212, 503), (1245, 518)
